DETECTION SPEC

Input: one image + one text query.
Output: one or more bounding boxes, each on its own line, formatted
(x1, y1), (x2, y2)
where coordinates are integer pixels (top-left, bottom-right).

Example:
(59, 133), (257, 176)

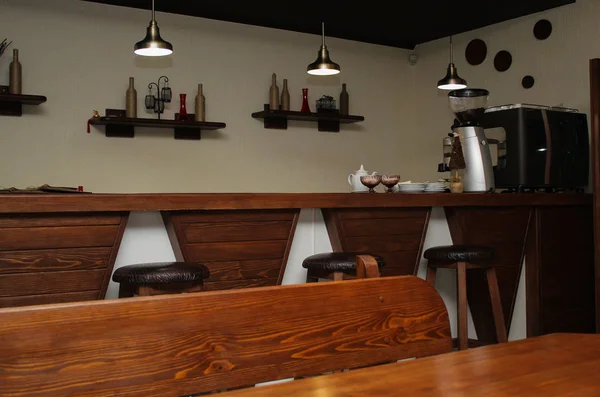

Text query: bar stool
(112, 262), (210, 298)
(302, 252), (385, 282)
(424, 245), (507, 350)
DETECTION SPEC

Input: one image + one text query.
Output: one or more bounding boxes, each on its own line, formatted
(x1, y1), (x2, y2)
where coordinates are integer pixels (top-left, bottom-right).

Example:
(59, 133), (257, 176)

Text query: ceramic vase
(281, 79), (290, 111)
(9, 49), (21, 95)
(126, 77), (137, 118)
(301, 88), (310, 113)
(269, 73), (279, 110)
(195, 84), (206, 122)
(340, 83), (349, 115)
(178, 93), (188, 121)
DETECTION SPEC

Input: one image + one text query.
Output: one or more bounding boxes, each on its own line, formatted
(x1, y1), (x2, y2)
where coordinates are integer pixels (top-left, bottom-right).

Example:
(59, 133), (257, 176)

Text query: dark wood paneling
(0, 213), (128, 307)
(527, 206), (595, 335)
(0, 193), (590, 214)
(164, 209), (299, 291)
(323, 208), (431, 276)
(0, 248), (112, 274)
(445, 206), (531, 343)
(204, 259), (282, 281)
(0, 276), (451, 396)
(590, 59), (600, 332)
(185, 240), (288, 262)
(337, 208), (430, 220)
(0, 270), (106, 297)
(0, 225), (120, 251)
(344, 235), (422, 253)
(183, 221), (293, 243)
(0, 291), (101, 308)
(342, 217), (426, 237)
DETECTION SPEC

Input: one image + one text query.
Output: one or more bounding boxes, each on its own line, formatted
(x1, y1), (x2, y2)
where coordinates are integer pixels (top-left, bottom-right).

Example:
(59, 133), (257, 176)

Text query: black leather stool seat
(302, 252), (385, 271)
(424, 245), (494, 264)
(112, 262), (210, 285)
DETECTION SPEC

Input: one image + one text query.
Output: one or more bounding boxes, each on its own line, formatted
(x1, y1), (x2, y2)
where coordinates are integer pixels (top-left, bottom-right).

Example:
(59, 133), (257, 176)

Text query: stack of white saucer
(424, 182), (447, 193)
(396, 183), (426, 193)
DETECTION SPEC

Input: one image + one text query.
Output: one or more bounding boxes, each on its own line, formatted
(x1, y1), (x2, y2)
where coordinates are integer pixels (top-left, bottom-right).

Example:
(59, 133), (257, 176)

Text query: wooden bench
(0, 265), (451, 396)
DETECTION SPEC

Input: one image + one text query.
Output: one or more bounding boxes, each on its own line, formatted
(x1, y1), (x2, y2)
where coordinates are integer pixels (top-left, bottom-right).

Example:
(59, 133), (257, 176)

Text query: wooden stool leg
(333, 272), (344, 281)
(457, 262), (468, 350)
(306, 269), (319, 283)
(486, 267), (508, 343)
(426, 266), (437, 287)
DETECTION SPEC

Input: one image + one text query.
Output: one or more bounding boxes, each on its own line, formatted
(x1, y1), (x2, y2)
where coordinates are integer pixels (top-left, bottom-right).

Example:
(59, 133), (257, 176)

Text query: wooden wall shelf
(252, 104), (364, 132)
(0, 90), (47, 117)
(89, 109), (226, 140)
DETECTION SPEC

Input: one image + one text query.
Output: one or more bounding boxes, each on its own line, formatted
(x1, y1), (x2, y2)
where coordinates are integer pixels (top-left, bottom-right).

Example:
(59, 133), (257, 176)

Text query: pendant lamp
(437, 36), (467, 90)
(134, 0), (173, 57)
(307, 22), (340, 76)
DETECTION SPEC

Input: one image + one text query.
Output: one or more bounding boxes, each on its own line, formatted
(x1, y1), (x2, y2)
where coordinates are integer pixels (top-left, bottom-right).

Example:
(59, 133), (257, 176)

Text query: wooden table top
(219, 334), (600, 397)
(0, 192), (591, 213)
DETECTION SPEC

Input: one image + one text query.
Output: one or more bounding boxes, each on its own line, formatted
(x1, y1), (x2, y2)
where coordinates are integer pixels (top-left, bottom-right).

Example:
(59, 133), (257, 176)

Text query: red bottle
(301, 88), (311, 113)
(177, 94), (188, 120)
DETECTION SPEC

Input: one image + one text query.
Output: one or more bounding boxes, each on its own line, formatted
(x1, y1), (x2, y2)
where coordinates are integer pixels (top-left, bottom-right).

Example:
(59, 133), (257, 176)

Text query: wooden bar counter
(0, 192), (593, 343)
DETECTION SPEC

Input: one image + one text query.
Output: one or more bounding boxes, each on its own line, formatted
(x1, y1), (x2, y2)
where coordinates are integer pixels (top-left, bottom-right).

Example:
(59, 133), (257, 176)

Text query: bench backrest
(0, 276), (451, 397)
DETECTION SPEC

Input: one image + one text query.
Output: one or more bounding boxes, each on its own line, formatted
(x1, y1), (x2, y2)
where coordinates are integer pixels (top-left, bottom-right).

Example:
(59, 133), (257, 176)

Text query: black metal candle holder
(145, 75), (172, 120)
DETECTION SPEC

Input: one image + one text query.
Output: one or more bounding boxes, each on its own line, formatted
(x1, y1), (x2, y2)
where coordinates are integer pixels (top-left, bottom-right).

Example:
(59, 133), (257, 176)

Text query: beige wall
(0, 0), (420, 193)
(414, 0), (596, 184)
(1, 0), (596, 193)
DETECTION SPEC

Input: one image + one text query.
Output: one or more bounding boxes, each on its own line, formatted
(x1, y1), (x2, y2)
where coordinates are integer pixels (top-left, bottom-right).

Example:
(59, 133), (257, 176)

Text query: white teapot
(348, 165), (375, 193)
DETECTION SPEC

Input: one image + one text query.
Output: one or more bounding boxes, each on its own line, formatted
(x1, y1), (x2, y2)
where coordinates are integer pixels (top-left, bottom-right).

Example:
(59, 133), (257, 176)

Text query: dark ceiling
(83, 0), (575, 49)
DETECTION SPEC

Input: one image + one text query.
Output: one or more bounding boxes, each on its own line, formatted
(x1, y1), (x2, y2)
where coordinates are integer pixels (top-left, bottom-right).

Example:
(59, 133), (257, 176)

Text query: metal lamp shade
(307, 46), (340, 76)
(161, 86), (172, 103)
(437, 63), (467, 90)
(134, 21), (173, 57)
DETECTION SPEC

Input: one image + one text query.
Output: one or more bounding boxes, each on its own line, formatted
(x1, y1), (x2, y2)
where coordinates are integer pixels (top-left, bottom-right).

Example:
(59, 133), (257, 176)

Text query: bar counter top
(0, 192), (591, 213)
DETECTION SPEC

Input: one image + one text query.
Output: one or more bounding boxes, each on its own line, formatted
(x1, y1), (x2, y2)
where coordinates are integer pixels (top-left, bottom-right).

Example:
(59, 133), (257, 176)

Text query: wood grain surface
(0, 276), (451, 397)
(164, 210), (299, 290)
(0, 193), (590, 214)
(218, 334), (600, 397)
(323, 208), (430, 277)
(0, 213), (128, 307)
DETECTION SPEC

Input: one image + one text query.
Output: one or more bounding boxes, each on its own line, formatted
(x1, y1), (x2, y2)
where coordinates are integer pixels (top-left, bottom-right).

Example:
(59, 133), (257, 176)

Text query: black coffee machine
(483, 104), (589, 191)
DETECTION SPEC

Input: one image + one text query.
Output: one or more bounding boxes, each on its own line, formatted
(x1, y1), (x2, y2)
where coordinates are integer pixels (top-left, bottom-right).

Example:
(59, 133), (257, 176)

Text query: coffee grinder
(448, 89), (495, 192)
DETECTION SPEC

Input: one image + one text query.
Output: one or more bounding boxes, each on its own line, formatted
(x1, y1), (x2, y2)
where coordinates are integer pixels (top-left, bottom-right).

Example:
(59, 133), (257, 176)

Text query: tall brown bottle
(126, 77), (137, 118)
(281, 79), (290, 111)
(9, 49), (22, 95)
(195, 83), (206, 122)
(269, 73), (279, 110)
(340, 83), (349, 115)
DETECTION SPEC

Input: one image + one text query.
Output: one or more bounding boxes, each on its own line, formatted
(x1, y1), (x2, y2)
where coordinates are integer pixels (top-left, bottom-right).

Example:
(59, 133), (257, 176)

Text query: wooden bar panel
(183, 221), (292, 243)
(164, 209), (299, 291)
(0, 225), (120, 251)
(185, 240), (288, 262)
(590, 59), (600, 332)
(337, 208), (430, 220)
(0, 291), (100, 308)
(342, 217), (426, 237)
(0, 213), (128, 307)
(0, 247), (111, 274)
(445, 206), (531, 343)
(205, 259), (282, 281)
(0, 270), (106, 297)
(526, 206), (595, 336)
(323, 208), (431, 276)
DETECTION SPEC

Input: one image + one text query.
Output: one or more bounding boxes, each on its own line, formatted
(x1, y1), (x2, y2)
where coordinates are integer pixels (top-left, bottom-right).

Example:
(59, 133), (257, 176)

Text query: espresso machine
(448, 89), (495, 192)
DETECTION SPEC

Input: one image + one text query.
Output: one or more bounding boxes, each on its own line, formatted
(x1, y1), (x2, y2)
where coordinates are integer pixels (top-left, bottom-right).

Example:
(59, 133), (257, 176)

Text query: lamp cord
(152, 0), (155, 21)
(321, 22), (325, 47)
(450, 36), (454, 64)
